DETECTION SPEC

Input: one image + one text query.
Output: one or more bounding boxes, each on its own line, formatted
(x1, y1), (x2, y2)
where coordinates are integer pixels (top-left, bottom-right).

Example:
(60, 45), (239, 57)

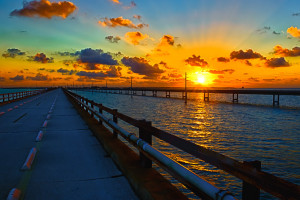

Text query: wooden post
(98, 104), (103, 125)
(273, 94), (279, 107)
(242, 160), (261, 200)
(113, 109), (118, 138)
(139, 120), (152, 168)
(91, 101), (94, 118)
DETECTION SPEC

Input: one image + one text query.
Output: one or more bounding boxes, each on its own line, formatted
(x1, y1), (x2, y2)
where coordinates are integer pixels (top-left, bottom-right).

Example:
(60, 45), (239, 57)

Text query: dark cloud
(2, 48), (25, 58)
(230, 49), (264, 60)
(217, 57), (230, 63)
(245, 60), (252, 66)
(77, 48), (118, 70)
(0, 77), (5, 81)
(76, 66), (122, 79)
(38, 68), (45, 71)
(124, 1), (136, 9)
(263, 78), (281, 82)
(292, 12), (300, 16)
(10, 0), (77, 19)
(105, 35), (121, 43)
(273, 45), (300, 57)
(185, 55), (208, 67)
(248, 77), (260, 82)
(121, 57), (164, 78)
(57, 51), (79, 56)
(10, 75), (24, 81)
(265, 57), (290, 68)
(26, 73), (49, 81)
(57, 68), (77, 75)
(209, 69), (235, 74)
(28, 53), (54, 63)
(257, 26), (270, 34)
(98, 16), (148, 29)
(273, 31), (280, 35)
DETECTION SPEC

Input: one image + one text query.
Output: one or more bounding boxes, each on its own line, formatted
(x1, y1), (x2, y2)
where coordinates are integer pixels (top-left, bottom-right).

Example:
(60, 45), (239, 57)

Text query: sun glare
(197, 75), (206, 84)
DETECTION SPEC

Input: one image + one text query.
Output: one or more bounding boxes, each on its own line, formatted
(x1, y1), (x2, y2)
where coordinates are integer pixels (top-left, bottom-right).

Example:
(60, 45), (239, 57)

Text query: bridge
(0, 88), (299, 200)
(74, 87), (300, 106)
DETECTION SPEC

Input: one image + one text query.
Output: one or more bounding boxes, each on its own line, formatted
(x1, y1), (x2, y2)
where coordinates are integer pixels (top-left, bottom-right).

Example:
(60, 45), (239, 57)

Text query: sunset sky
(0, 0), (299, 88)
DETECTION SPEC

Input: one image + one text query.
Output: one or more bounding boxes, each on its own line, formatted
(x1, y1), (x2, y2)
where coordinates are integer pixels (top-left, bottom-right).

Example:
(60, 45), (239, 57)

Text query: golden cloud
(110, 0), (121, 4)
(124, 32), (149, 45)
(287, 26), (300, 38)
(98, 16), (148, 29)
(10, 0), (77, 19)
(273, 45), (300, 57)
(159, 35), (174, 46)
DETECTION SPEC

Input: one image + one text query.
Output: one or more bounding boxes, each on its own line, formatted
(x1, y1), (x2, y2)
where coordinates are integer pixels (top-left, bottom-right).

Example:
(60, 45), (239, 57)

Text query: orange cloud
(159, 35), (175, 46)
(124, 32), (149, 45)
(273, 45), (300, 57)
(98, 16), (148, 29)
(265, 57), (290, 68)
(110, 0), (121, 4)
(10, 0), (77, 19)
(287, 26), (300, 38)
(185, 55), (208, 67)
(28, 53), (54, 63)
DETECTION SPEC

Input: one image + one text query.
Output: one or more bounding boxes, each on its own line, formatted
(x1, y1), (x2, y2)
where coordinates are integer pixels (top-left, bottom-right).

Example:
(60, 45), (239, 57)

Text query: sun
(197, 75), (206, 84)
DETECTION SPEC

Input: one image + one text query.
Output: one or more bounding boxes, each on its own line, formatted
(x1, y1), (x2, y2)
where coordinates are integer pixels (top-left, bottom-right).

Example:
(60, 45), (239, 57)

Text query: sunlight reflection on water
(73, 89), (300, 199)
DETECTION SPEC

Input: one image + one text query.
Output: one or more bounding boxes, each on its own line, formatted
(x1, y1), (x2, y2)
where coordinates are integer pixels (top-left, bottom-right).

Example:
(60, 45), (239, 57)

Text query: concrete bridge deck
(0, 88), (138, 200)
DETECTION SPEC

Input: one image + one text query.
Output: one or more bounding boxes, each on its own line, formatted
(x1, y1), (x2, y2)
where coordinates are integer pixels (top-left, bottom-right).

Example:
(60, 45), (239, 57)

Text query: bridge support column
(142, 91), (146, 96)
(242, 160), (261, 200)
(166, 91), (171, 98)
(139, 120), (152, 168)
(153, 90), (157, 97)
(233, 93), (239, 103)
(204, 92), (209, 102)
(273, 95), (279, 107)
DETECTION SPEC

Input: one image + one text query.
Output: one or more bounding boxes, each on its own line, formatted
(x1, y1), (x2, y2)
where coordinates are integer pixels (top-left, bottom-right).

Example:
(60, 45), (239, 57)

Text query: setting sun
(197, 75), (206, 84)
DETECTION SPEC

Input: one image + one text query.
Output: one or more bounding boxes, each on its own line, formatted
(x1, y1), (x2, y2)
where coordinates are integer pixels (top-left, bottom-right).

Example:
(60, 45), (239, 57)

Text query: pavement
(0, 88), (138, 200)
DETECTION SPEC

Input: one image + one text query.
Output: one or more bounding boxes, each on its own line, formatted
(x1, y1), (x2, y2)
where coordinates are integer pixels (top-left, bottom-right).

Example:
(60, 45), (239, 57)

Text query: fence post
(242, 160), (261, 200)
(139, 120), (152, 168)
(98, 104), (103, 125)
(112, 109), (118, 138)
(91, 101), (94, 118)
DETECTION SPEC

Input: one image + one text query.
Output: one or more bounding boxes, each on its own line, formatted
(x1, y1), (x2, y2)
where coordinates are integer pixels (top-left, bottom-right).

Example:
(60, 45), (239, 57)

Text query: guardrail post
(242, 160), (261, 200)
(98, 104), (103, 125)
(139, 120), (152, 168)
(91, 101), (94, 118)
(113, 109), (118, 138)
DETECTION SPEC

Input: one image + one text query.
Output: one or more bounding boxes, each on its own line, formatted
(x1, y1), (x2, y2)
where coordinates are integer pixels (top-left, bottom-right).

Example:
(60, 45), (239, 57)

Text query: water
(72, 89), (300, 199)
(0, 88), (37, 94)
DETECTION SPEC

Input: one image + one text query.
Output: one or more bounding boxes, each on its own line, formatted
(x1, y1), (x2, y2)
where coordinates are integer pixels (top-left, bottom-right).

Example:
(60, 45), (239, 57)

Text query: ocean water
(71, 89), (300, 199)
(0, 88), (37, 94)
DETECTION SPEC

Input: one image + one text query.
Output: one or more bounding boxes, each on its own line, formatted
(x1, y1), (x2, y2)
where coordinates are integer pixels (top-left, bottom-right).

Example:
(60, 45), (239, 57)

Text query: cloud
(98, 16), (148, 29)
(121, 57), (164, 78)
(2, 48), (26, 58)
(133, 15), (141, 21)
(292, 13), (300, 16)
(57, 68), (77, 75)
(256, 26), (271, 34)
(76, 48), (118, 70)
(110, 0), (121, 4)
(124, 31), (149, 45)
(159, 35), (175, 46)
(245, 60), (252, 66)
(185, 55), (208, 67)
(57, 51), (78, 56)
(76, 66), (122, 79)
(273, 31), (280, 35)
(217, 57), (230, 63)
(273, 45), (300, 57)
(287, 26), (300, 38)
(248, 77), (260, 82)
(105, 35), (121, 43)
(123, 1), (136, 9)
(10, 0), (77, 19)
(230, 49), (264, 60)
(0, 77), (5, 81)
(209, 69), (235, 74)
(28, 53), (54, 63)
(10, 75), (24, 81)
(26, 73), (49, 81)
(265, 57), (290, 68)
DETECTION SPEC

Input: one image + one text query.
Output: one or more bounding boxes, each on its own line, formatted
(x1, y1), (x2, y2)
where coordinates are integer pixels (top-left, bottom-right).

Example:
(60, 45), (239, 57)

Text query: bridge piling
(233, 93), (239, 103)
(273, 95), (279, 107)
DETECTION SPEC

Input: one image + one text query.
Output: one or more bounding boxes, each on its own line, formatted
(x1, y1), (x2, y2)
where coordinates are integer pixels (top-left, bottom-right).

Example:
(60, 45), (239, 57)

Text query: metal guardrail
(65, 89), (300, 200)
(0, 90), (44, 104)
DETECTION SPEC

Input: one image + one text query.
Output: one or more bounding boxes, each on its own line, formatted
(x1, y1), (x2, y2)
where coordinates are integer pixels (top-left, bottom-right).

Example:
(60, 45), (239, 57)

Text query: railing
(0, 90), (45, 104)
(65, 89), (300, 200)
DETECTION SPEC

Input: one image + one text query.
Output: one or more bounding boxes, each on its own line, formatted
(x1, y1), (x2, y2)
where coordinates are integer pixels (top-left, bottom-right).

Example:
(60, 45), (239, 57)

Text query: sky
(0, 0), (300, 88)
